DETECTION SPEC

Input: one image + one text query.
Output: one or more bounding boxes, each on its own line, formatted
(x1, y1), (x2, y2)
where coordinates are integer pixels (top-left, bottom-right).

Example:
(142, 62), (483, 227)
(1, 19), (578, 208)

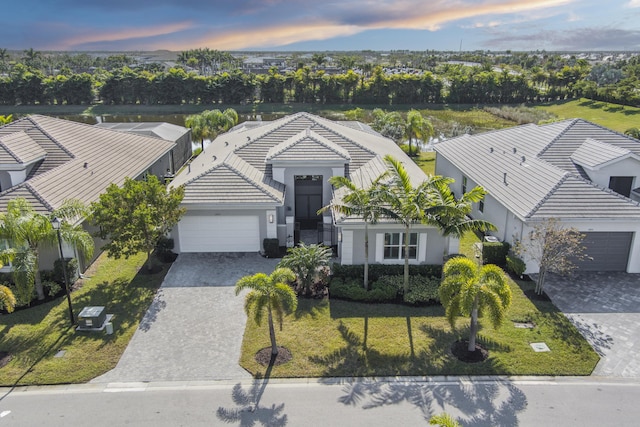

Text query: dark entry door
(295, 175), (323, 230)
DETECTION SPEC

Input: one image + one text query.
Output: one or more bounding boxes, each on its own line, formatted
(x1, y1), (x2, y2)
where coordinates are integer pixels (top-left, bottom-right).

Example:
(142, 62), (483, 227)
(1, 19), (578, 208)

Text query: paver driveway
(543, 272), (640, 378)
(92, 253), (280, 383)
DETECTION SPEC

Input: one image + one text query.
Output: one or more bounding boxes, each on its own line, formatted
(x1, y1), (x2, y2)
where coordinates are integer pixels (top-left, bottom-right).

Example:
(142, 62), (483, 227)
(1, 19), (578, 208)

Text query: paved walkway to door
(92, 253), (280, 383)
(543, 272), (640, 377)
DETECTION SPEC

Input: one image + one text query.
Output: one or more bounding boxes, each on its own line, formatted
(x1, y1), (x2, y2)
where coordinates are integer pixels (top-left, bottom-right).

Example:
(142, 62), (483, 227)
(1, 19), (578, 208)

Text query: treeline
(1, 58), (640, 107)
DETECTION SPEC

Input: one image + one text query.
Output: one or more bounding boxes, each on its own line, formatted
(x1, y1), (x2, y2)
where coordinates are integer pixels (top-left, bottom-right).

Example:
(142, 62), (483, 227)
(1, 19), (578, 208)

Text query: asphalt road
(0, 377), (639, 426)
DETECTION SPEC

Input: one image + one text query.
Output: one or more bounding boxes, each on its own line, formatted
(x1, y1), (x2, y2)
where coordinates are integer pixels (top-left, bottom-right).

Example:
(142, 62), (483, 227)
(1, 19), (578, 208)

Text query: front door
(295, 175), (323, 230)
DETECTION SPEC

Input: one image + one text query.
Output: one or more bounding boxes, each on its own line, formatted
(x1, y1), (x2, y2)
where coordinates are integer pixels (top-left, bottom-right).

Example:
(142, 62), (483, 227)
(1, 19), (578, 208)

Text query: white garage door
(179, 215), (260, 252)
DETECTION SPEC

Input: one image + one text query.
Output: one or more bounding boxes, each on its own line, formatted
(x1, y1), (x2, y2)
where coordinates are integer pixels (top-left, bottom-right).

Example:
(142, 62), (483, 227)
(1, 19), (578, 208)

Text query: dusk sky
(2, 0), (640, 52)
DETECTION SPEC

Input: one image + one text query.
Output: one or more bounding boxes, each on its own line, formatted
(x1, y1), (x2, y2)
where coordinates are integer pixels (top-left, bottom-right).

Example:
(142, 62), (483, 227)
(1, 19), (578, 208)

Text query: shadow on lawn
(217, 356), (288, 426)
(322, 376), (527, 426)
(310, 320), (508, 378)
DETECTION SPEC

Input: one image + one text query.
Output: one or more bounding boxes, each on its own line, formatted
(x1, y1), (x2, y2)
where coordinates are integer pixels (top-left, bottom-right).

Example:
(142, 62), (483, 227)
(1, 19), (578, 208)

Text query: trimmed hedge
(482, 242), (510, 266)
(332, 263), (442, 281)
(329, 277), (398, 302)
(506, 254), (526, 276)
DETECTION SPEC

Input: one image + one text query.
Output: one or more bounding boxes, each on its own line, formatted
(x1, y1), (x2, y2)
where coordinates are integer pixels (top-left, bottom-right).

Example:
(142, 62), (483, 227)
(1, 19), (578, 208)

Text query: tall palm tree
(404, 110), (434, 156)
(0, 198), (94, 301)
(429, 178), (496, 259)
(378, 155), (452, 295)
(22, 48), (41, 69)
(319, 175), (384, 289)
(235, 268), (298, 356)
(185, 108), (239, 152)
(439, 257), (512, 352)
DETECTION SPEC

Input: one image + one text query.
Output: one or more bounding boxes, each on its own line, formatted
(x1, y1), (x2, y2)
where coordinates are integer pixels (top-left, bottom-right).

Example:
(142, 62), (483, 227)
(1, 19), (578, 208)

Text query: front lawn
(0, 252), (168, 385)
(239, 276), (599, 378)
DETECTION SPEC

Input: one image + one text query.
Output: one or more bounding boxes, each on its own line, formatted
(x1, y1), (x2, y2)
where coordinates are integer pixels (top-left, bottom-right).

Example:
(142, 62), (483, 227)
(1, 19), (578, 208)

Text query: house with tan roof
(169, 112), (451, 266)
(434, 119), (640, 273)
(0, 115), (187, 270)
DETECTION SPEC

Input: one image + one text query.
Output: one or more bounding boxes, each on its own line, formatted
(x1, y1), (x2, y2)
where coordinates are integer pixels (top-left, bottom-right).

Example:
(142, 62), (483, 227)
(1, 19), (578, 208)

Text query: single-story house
(169, 112), (452, 266)
(0, 115), (188, 271)
(434, 119), (640, 273)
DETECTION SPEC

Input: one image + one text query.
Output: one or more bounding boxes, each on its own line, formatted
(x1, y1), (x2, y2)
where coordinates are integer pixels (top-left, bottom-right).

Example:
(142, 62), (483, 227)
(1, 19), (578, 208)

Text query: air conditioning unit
(78, 306), (106, 329)
(484, 235), (499, 243)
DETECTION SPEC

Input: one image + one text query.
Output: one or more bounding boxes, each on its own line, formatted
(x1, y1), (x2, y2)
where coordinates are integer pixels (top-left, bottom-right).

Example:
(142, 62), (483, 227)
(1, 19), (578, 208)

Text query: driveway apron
(543, 272), (640, 378)
(92, 253), (280, 383)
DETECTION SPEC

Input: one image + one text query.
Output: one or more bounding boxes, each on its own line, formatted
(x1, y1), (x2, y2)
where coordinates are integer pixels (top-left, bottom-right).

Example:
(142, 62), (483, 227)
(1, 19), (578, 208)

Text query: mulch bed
(255, 346), (292, 366)
(451, 340), (489, 363)
(523, 289), (552, 302)
(0, 352), (12, 369)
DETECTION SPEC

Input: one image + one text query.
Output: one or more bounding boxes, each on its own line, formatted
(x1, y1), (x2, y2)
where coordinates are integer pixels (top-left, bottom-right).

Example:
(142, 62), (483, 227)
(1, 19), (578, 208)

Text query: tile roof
(0, 131), (47, 165)
(0, 115), (176, 214)
(96, 122), (190, 142)
(172, 112), (425, 206)
(435, 119), (640, 221)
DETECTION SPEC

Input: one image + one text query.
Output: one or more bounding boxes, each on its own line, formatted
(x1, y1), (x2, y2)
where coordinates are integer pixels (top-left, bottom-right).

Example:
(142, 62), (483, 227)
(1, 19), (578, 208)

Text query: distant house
(435, 119), (640, 273)
(0, 115), (187, 271)
(169, 112), (451, 266)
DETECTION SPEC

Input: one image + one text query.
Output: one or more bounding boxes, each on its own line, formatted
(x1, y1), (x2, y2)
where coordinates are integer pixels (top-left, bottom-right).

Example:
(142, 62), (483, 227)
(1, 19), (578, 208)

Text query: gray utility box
(78, 306), (106, 329)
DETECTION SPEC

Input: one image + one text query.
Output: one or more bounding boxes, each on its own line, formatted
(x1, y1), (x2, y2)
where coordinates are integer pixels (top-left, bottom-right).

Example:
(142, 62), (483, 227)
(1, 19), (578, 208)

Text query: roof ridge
(233, 113), (303, 152)
(536, 119), (577, 158)
(24, 182), (54, 211)
(310, 118), (377, 155)
(266, 128), (350, 160)
(28, 116), (76, 159)
(225, 155), (282, 202)
(525, 173), (570, 218)
(0, 133), (25, 163)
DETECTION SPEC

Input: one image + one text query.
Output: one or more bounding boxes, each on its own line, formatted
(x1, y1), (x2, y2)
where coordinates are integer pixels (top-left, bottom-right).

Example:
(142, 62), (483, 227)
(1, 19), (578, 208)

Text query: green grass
(239, 276), (599, 378)
(536, 98), (640, 133)
(0, 252), (168, 385)
(414, 151), (436, 175)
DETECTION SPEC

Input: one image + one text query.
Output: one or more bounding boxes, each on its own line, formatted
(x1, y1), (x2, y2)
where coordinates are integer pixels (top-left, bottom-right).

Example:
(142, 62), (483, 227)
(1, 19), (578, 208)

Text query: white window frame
(383, 232), (418, 261)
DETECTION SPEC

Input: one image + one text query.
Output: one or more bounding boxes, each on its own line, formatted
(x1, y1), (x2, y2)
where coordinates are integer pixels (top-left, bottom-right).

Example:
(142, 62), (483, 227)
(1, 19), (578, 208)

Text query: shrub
(404, 276), (441, 304)
(155, 237), (177, 263)
(263, 238), (280, 258)
(43, 280), (62, 298)
(482, 242), (510, 266)
(332, 264), (442, 281)
(506, 254), (526, 277)
(329, 277), (398, 303)
(53, 257), (79, 285)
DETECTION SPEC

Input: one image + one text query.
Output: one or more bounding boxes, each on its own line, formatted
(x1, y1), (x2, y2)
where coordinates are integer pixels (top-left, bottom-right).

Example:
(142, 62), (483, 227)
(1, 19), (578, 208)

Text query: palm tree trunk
(403, 224), (410, 295)
(468, 296), (479, 352)
(267, 306), (278, 355)
(364, 222), (369, 290)
(34, 268), (45, 301)
(536, 267), (547, 295)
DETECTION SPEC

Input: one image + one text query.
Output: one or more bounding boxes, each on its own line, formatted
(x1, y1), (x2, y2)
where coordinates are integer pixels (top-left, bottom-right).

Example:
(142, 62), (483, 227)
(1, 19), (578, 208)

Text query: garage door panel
(574, 232), (632, 272)
(179, 215), (260, 252)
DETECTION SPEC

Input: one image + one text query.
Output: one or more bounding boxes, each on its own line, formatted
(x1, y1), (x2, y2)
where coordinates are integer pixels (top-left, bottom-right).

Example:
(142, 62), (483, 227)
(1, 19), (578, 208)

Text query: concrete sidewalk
(92, 253), (280, 383)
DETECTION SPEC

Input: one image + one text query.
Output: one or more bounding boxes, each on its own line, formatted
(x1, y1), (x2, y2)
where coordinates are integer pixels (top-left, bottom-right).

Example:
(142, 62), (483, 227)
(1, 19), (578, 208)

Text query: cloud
(626, 0), (640, 7)
(483, 27), (640, 50)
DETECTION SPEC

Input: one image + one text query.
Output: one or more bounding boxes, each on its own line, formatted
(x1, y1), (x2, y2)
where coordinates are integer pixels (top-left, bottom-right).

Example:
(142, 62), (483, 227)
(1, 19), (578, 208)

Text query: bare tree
(515, 218), (589, 295)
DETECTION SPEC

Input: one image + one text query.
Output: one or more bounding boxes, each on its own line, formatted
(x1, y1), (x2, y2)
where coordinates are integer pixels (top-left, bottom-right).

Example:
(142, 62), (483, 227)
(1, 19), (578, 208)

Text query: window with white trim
(384, 232), (418, 260)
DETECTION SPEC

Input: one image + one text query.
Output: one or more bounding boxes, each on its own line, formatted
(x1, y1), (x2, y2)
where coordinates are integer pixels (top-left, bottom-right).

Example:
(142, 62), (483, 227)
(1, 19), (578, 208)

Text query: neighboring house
(0, 115), (183, 271)
(96, 121), (191, 176)
(169, 112), (451, 266)
(435, 119), (640, 273)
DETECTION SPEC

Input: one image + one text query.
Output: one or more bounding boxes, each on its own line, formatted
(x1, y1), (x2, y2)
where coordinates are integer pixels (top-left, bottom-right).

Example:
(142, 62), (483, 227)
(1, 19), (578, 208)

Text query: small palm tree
(439, 257), (512, 353)
(235, 268), (298, 356)
(404, 109), (434, 156)
(277, 243), (332, 296)
(429, 413), (462, 427)
(0, 285), (16, 313)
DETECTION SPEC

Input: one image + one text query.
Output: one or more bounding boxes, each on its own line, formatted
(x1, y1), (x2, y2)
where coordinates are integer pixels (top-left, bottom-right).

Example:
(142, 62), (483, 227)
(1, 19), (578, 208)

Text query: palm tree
(235, 268), (298, 356)
(185, 108), (239, 152)
(0, 198), (94, 301)
(378, 155), (451, 295)
(439, 257), (512, 353)
(22, 48), (41, 69)
(404, 110), (434, 156)
(624, 127), (640, 140)
(277, 243), (332, 296)
(0, 285), (16, 313)
(319, 175), (383, 289)
(0, 114), (14, 126)
(429, 178), (496, 259)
